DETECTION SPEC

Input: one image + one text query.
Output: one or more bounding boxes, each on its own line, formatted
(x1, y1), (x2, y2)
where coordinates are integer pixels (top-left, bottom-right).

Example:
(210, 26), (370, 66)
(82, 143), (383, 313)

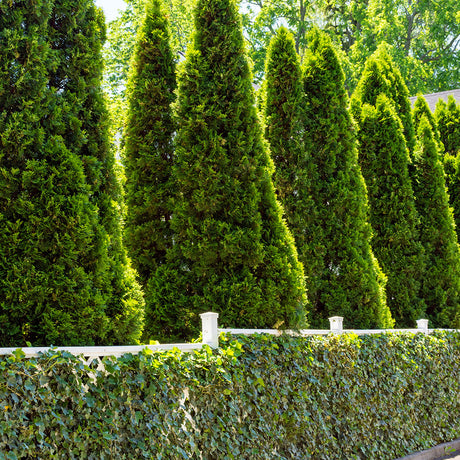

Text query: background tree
(237, 0), (460, 93)
(124, 0), (176, 339)
(294, 29), (390, 328)
(320, 0), (460, 94)
(106, 0), (460, 109)
(411, 108), (460, 327)
(240, 0), (315, 81)
(148, 0), (307, 341)
(0, 0), (110, 346)
(48, 0), (144, 343)
(353, 94), (425, 327)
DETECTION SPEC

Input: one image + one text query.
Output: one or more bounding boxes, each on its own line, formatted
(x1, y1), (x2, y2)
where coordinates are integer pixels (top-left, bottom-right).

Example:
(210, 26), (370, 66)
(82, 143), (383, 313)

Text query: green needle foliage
(262, 28), (315, 320)
(123, 0), (176, 339)
(411, 109), (460, 328)
(263, 27), (305, 227)
(412, 96), (441, 147)
(435, 97), (460, 237)
(436, 96), (460, 158)
(351, 45), (416, 159)
(0, 0), (110, 346)
(149, 0), (307, 341)
(47, 0), (144, 344)
(353, 94), (425, 327)
(289, 29), (390, 329)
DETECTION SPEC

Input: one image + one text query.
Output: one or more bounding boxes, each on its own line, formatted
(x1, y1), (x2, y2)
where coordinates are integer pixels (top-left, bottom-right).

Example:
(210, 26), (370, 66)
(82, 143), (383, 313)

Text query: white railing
(219, 317), (436, 338)
(0, 313), (455, 363)
(0, 313), (218, 369)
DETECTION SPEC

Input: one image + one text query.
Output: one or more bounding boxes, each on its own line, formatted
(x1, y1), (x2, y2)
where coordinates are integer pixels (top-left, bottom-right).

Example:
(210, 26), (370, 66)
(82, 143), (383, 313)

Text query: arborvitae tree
(123, 0), (176, 339)
(436, 97), (460, 231)
(412, 96), (441, 147)
(48, 0), (144, 343)
(351, 45), (416, 158)
(0, 0), (109, 345)
(263, 27), (305, 227)
(148, 0), (307, 341)
(278, 28), (390, 329)
(436, 96), (460, 157)
(411, 113), (460, 327)
(353, 94), (425, 327)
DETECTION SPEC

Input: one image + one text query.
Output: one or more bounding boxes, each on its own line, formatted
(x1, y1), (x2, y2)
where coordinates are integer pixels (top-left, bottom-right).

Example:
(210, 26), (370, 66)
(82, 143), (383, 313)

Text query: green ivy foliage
(147, 0), (307, 341)
(353, 95), (426, 327)
(48, 0), (144, 344)
(1, 332), (459, 458)
(0, 0), (112, 346)
(123, 0), (177, 341)
(412, 109), (460, 328)
(289, 28), (391, 329)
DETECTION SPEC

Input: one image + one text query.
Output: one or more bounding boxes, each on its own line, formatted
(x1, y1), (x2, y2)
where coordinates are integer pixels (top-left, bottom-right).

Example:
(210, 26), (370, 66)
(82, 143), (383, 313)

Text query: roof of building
(409, 89), (460, 112)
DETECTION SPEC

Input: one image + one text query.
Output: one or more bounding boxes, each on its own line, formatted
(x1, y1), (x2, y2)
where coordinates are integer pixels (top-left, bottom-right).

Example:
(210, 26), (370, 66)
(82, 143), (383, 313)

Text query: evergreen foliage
(265, 28), (391, 328)
(436, 97), (460, 234)
(0, 0), (110, 345)
(411, 110), (460, 327)
(412, 96), (441, 147)
(353, 94), (425, 327)
(48, 0), (144, 344)
(263, 27), (305, 225)
(351, 45), (416, 158)
(435, 96), (460, 157)
(148, 0), (307, 341)
(123, 0), (176, 339)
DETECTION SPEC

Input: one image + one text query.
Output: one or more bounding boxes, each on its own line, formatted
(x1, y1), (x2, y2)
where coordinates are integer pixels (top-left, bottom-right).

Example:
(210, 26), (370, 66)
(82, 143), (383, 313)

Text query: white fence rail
(0, 313), (455, 361)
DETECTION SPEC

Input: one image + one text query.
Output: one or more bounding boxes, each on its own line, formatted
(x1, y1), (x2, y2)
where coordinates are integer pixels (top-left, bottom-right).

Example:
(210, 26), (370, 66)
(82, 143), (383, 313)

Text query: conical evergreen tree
(436, 97), (460, 232)
(412, 96), (441, 147)
(148, 0), (307, 341)
(411, 113), (460, 327)
(353, 94), (425, 327)
(0, 0), (109, 345)
(436, 96), (460, 158)
(262, 27), (305, 231)
(262, 28), (389, 328)
(351, 45), (416, 159)
(48, 0), (144, 343)
(123, 0), (176, 339)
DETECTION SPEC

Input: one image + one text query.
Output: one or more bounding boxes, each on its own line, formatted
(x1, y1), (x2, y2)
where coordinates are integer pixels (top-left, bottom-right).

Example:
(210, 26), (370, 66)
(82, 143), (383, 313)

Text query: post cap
(329, 316), (344, 332)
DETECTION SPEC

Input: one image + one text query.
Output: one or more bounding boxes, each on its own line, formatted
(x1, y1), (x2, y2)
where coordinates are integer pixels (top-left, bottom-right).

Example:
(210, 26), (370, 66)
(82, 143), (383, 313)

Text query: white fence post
(200, 312), (219, 348)
(416, 319), (429, 334)
(329, 316), (344, 334)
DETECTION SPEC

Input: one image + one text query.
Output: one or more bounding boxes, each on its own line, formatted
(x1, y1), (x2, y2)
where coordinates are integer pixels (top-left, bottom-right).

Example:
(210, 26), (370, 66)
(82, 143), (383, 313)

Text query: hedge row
(1, 332), (459, 459)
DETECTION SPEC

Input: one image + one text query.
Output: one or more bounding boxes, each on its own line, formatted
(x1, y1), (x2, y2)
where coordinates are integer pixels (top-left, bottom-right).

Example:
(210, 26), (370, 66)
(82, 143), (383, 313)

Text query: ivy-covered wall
(1, 332), (459, 459)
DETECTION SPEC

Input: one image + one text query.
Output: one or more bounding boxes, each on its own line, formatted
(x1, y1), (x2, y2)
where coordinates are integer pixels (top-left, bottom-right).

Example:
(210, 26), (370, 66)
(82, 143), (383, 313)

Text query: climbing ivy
(1, 332), (459, 459)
